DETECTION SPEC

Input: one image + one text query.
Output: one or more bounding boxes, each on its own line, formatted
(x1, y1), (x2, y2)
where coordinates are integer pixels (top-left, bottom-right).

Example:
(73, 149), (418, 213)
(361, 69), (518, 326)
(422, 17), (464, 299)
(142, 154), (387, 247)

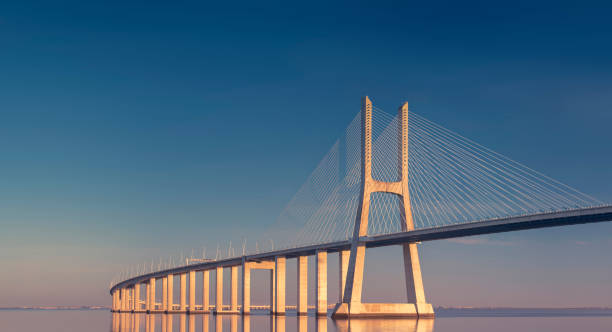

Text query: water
(1, 310), (611, 332)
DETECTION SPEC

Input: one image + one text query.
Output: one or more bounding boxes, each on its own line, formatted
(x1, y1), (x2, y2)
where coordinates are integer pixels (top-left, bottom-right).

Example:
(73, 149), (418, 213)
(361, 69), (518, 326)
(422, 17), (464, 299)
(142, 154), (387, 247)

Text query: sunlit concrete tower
(332, 96), (434, 318)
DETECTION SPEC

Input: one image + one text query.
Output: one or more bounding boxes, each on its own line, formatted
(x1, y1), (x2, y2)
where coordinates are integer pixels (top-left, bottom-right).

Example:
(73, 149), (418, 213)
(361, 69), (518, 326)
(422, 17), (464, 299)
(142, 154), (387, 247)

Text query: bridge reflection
(111, 313), (435, 332)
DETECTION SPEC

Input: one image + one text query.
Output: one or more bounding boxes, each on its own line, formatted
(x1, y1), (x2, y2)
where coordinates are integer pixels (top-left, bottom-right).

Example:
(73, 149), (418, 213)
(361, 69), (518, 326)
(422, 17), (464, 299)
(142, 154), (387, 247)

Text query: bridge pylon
(331, 96), (434, 318)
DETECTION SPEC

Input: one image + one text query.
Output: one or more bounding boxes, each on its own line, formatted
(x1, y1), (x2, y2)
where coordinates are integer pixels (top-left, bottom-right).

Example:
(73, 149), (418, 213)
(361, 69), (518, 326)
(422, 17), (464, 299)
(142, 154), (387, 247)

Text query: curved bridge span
(109, 96), (611, 318)
(112, 205), (612, 292)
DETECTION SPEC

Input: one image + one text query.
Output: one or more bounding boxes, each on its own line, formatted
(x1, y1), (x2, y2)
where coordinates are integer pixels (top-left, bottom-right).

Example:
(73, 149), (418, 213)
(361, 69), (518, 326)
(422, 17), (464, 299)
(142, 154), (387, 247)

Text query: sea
(1, 308), (611, 332)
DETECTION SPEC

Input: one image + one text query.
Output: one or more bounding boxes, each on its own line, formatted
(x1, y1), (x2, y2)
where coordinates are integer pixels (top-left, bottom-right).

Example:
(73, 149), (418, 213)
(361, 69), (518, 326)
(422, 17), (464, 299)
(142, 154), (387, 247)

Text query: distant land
(435, 307), (612, 317)
(2, 306), (612, 316)
(0, 306), (109, 310)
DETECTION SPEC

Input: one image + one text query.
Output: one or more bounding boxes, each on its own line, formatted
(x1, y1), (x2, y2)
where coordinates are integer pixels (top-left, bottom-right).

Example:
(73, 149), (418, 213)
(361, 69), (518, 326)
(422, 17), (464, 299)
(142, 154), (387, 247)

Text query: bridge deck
(111, 205), (612, 293)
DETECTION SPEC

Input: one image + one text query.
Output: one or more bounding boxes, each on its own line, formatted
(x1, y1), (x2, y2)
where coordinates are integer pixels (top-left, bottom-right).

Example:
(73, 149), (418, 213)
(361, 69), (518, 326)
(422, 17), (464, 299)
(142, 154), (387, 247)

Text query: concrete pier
(270, 267), (276, 314)
(112, 291), (117, 311)
(202, 270), (210, 312)
(149, 278), (156, 311)
(215, 267), (223, 314)
(403, 242), (434, 316)
(241, 262), (251, 315)
(120, 288), (126, 312)
(189, 271), (196, 312)
(134, 284), (141, 311)
(339, 250), (349, 302)
(274, 257), (286, 315)
(128, 288), (133, 312)
(113, 290), (117, 312)
(162, 277), (168, 311)
(297, 256), (307, 315)
(167, 274), (174, 312)
(316, 251), (327, 316)
(180, 273), (187, 312)
(146, 283), (150, 311)
(230, 266), (238, 312)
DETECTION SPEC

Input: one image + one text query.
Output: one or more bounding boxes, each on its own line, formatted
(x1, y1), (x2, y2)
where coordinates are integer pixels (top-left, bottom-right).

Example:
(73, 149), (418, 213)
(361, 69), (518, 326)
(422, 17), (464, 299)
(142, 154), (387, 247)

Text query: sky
(1, 1), (611, 307)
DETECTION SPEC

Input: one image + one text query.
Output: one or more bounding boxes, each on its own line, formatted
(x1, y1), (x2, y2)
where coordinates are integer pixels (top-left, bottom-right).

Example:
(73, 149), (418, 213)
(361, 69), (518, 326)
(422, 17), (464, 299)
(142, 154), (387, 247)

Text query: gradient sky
(1, 1), (611, 307)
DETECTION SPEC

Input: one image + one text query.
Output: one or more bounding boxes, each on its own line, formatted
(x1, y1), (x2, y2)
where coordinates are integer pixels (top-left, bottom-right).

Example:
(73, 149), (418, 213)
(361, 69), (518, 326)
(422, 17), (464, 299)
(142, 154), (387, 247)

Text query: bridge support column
(112, 291), (117, 311)
(131, 287), (135, 311)
(339, 250), (349, 302)
(180, 273), (187, 312)
(331, 97), (434, 318)
(202, 270), (210, 312)
(145, 283), (150, 312)
(215, 267), (223, 314)
(116, 290), (121, 312)
(189, 271), (196, 312)
(297, 256), (308, 315)
(162, 276), (168, 312)
(231, 266), (238, 312)
(168, 274), (174, 312)
(274, 257), (286, 315)
(271, 268), (277, 314)
(403, 243), (434, 315)
(112, 290), (117, 312)
(134, 284), (141, 311)
(126, 288), (132, 312)
(316, 251), (327, 316)
(121, 290), (125, 312)
(131, 288), (135, 311)
(129, 286), (133, 312)
(119, 288), (127, 312)
(241, 262), (251, 315)
(149, 278), (156, 311)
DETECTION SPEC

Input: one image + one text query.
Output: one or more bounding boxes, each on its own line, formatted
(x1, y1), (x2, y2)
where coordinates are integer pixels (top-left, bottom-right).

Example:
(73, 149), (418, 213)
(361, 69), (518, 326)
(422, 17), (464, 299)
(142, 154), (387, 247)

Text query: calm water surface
(1, 311), (611, 332)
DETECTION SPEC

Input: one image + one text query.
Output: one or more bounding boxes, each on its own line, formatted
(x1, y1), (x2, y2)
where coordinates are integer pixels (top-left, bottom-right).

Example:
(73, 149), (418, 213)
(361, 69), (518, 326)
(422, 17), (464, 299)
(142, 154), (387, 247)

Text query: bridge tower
(332, 96), (434, 318)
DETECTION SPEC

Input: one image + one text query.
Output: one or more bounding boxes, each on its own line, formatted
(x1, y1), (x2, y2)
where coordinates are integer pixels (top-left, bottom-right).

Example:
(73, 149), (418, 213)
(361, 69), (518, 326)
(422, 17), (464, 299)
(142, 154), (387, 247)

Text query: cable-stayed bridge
(110, 96), (611, 318)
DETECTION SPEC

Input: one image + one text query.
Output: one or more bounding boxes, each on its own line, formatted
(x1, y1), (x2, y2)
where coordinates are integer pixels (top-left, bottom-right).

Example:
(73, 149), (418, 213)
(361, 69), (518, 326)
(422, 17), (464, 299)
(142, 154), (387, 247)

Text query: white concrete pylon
(332, 96), (434, 318)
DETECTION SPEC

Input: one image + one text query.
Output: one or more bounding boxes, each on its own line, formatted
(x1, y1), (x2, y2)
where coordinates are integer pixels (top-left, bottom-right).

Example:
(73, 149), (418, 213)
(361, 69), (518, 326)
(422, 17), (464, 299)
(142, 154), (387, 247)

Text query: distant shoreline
(0, 306), (109, 311)
(1, 306), (612, 317)
(436, 307), (612, 317)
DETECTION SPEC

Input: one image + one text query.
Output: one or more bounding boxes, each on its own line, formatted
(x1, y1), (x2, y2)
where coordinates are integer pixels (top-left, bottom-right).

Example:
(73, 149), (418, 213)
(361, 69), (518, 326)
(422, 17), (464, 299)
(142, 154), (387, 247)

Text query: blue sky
(1, 1), (611, 306)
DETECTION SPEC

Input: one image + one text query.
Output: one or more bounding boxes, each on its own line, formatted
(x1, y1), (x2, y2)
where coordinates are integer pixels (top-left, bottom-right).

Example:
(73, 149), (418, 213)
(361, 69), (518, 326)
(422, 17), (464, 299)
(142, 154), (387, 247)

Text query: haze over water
(2, 311), (611, 332)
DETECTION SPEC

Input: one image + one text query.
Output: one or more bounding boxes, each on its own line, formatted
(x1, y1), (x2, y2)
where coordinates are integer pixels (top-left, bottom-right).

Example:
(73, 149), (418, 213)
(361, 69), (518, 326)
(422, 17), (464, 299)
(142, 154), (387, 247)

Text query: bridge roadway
(111, 205), (612, 294)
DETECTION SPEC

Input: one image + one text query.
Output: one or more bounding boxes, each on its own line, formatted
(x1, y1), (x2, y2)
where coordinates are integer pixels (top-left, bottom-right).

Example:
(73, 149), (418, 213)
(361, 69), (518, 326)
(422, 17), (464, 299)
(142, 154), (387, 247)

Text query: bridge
(109, 96), (611, 318)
